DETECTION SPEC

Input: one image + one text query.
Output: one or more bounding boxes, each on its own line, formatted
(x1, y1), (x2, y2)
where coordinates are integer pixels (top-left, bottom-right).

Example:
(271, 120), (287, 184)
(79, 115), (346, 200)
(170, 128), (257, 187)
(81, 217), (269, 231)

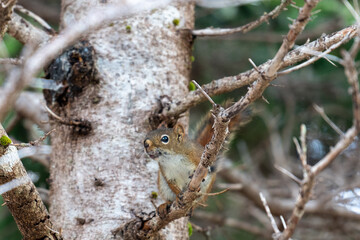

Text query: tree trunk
(49, 1), (194, 239)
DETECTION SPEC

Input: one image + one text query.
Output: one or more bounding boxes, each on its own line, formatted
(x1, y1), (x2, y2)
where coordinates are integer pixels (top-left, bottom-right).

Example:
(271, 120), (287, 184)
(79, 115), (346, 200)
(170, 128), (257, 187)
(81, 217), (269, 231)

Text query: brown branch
(7, 11), (50, 45)
(14, 5), (53, 32)
(222, 0), (320, 120)
(0, 57), (23, 65)
(17, 0), (60, 24)
(265, 0), (320, 78)
(259, 192), (281, 237)
(192, 0), (291, 37)
(313, 104), (345, 136)
(278, 32), (352, 76)
(0, 0), (17, 37)
(11, 129), (55, 149)
(0, 124), (62, 239)
(342, 49), (360, 131)
(279, 171), (315, 240)
(159, 25), (357, 120)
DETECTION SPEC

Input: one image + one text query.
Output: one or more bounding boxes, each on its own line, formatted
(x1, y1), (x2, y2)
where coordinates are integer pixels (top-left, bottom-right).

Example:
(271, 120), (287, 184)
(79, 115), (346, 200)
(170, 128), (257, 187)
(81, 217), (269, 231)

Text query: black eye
(161, 135), (169, 144)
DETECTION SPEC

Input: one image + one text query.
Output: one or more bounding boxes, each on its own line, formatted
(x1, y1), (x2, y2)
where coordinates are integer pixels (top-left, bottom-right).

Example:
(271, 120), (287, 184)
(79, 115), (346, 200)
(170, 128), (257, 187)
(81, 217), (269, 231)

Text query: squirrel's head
(144, 124), (185, 160)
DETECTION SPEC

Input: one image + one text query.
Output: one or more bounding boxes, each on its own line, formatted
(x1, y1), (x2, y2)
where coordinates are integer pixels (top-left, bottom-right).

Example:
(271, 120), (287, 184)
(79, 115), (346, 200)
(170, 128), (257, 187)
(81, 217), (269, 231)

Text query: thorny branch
(192, 0), (292, 37)
(223, 0), (320, 120)
(158, 25), (357, 120)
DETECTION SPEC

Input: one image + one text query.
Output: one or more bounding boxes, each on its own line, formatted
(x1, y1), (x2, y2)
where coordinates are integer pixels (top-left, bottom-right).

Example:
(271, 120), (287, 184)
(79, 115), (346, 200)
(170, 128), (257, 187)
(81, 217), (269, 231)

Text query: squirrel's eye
(161, 135), (169, 144)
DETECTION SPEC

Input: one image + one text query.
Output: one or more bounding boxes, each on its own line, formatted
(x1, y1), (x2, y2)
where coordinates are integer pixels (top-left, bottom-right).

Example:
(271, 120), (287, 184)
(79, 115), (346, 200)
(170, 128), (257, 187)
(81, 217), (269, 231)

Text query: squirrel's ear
(174, 124), (185, 142)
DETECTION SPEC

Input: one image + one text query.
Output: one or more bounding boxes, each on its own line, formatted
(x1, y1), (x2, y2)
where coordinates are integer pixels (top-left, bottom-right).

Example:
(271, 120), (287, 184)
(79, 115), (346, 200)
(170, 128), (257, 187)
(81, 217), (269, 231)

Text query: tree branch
(7, 11), (50, 45)
(192, 0), (291, 37)
(0, 0), (17, 37)
(159, 25), (356, 119)
(0, 124), (62, 239)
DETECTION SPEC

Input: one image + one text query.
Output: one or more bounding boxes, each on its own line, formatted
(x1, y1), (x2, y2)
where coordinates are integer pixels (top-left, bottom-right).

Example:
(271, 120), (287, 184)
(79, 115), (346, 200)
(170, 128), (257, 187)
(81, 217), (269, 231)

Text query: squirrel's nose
(144, 139), (151, 148)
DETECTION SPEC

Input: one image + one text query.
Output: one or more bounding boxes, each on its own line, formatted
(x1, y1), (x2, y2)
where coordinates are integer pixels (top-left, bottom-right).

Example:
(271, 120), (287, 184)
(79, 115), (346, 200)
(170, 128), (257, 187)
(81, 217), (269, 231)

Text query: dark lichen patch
(0, 135), (11, 147)
(44, 40), (97, 107)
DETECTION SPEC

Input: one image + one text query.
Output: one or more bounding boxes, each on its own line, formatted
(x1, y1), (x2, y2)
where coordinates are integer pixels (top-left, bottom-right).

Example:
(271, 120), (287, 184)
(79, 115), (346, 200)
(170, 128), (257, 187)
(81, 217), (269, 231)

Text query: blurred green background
(1, 0), (357, 239)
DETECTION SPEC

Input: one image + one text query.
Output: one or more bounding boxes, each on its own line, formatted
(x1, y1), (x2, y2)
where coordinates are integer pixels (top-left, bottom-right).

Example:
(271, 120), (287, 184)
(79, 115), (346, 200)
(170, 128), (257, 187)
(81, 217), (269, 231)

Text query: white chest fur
(158, 154), (195, 190)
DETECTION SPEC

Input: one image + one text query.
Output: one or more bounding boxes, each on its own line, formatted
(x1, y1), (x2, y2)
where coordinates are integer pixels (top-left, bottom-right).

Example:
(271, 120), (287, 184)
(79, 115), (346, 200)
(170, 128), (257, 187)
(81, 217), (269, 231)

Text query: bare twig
(342, 50), (360, 131)
(280, 216), (287, 230)
(14, 5), (53, 32)
(278, 33), (352, 76)
(11, 129), (55, 149)
(201, 188), (229, 196)
(279, 170), (315, 240)
(313, 104), (345, 136)
(160, 14), (355, 121)
(299, 124), (308, 171)
(0, 57), (24, 65)
(260, 192), (281, 237)
(265, 0), (320, 78)
(216, 183), (243, 190)
(7, 11), (50, 45)
(192, 0), (291, 37)
(274, 165), (302, 185)
(191, 80), (216, 106)
(222, 0), (319, 120)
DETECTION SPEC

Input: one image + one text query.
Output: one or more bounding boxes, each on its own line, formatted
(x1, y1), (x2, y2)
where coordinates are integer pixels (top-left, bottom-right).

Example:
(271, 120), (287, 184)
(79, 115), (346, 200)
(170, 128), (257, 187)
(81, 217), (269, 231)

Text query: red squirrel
(144, 124), (216, 206)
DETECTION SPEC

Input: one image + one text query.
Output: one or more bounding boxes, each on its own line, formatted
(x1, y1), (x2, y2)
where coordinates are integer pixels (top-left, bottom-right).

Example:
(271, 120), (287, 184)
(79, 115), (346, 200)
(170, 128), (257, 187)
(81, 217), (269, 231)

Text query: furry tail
(194, 102), (252, 147)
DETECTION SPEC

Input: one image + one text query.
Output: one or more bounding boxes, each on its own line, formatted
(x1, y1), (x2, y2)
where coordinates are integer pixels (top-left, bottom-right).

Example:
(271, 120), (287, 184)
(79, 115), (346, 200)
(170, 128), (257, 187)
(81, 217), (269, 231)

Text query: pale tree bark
(49, 1), (194, 239)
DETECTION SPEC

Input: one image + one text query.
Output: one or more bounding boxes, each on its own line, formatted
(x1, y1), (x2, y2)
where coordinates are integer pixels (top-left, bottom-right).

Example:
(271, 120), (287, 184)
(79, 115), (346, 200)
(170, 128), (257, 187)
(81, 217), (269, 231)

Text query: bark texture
(49, 1), (194, 239)
(0, 125), (61, 240)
